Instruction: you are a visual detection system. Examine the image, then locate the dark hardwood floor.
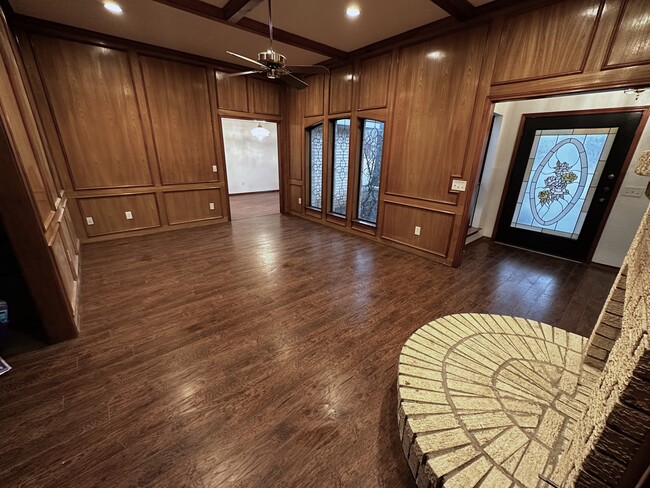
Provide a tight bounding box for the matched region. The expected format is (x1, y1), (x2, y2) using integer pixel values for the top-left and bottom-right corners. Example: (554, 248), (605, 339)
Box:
(0, 215), (617, 487)
(229, 191), (280, 220)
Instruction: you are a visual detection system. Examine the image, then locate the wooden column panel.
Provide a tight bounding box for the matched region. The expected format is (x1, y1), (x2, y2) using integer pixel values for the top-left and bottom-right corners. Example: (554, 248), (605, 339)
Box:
(605, 0), (650, 68)
(287, 88), (304, 180)
(78, 194), (161, 237)
(289, 184), (303, 213)
(304, 75), (325, 117)
(385, 26), (488, 204)
(381, 203), (455, 257)
(163, 189), (224, 224)
(30, 36), (153, 189)
(140, 56), (218, 184)
(358, 53), (392, 110)
(492, 0), (602, 84)
(216, 74), (249, 112)
(50, 231), (77, 313)
(329, 66), (354, 114)
(250, 78), (281, 115)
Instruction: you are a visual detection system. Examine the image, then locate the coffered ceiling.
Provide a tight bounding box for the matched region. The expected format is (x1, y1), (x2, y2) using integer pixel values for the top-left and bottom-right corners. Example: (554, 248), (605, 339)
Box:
(9, 0), (494, 67)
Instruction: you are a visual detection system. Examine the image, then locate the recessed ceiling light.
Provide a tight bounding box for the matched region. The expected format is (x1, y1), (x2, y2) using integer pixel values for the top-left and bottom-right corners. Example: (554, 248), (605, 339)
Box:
(346, 6), (360, 18)
(104, 1), (123, 14)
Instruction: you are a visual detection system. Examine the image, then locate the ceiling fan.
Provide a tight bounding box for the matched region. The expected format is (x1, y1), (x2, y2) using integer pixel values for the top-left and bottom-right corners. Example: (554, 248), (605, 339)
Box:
(223, 0), (329, 90)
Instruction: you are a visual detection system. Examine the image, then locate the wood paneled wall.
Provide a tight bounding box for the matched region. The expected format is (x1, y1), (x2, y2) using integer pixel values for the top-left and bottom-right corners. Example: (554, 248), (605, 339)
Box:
(15, 24), (282, 243)
(0, 9), (79, 342)
(283, 0), (650, 266)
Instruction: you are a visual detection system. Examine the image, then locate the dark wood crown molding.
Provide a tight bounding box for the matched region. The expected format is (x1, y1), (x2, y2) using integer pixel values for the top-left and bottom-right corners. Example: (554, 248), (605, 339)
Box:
(430, 0), (476, 21)
(152, 0), (347, 60)
(223, 0), (265, 23)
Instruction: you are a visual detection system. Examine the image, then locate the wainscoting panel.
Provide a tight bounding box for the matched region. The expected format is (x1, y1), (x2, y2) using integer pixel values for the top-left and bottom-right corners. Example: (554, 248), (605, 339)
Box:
(78, 194), (161, 237)
(163, 189), (224, 225)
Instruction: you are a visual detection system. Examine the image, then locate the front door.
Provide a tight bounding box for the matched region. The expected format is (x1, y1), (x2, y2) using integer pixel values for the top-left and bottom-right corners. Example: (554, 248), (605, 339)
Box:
(495, 110), (643, 261)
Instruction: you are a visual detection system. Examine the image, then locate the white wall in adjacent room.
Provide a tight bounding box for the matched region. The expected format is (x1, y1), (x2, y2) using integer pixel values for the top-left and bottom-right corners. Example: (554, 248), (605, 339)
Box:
(221, 118), (279, 194)
(471, 89), (650, 268)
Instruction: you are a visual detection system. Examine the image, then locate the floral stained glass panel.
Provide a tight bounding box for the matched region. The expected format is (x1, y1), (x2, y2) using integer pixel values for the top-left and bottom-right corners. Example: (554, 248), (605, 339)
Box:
(309, 124), (323, 210)
(331, 119), (351, 216)
(510, 128), (618, 240)
(357, 120), (385, 224)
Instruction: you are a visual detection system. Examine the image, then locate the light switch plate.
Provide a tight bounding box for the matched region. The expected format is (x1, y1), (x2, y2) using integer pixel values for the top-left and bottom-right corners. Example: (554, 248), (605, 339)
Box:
(209, 202), (215, 210)
(414, 226), (421, 236)
(125, 211), (133, 220)
(622, 186), (644, 198)
(298, 197), (302, 205)
(451, 179), (467, 192)
(86, 216), (94, 225)
(212, 165), (218, 173)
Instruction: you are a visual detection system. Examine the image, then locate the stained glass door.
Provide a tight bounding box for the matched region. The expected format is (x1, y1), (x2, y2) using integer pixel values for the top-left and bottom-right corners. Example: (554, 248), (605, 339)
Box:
(495, 110), (643, 261)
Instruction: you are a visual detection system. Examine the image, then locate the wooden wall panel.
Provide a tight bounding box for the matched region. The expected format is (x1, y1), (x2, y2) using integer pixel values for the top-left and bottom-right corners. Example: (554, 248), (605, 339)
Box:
(216, 74), (249, 112)
(289, 184), (302, 213)
(381, 203), (455, 257)
(79, 194), (161, 237)
(164, 189), (223, 224)
(140, 56), (218, 184)
(304, 75), (325, 117)
(329, 66), (354, 114)
(50, 231), (77, 312)
(492, 0), (602, 83)
(30, 36), (153, 189)
(358, 53), (392, 110)
(287, 88), (304, 180)
(385, 26), (488, 203)
(250, 78), (281, 115)
(605, 0), (650, 68)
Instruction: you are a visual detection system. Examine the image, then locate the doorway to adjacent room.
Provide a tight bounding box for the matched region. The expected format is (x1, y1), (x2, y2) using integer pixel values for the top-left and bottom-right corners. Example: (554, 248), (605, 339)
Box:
(220, 118), (280, 221)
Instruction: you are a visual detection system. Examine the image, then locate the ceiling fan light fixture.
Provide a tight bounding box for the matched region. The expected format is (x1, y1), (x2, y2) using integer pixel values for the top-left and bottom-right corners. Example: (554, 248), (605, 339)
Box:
(346, 6), (361, 17)
(103, 1), (123, 14)
(251, 123), (271, 141)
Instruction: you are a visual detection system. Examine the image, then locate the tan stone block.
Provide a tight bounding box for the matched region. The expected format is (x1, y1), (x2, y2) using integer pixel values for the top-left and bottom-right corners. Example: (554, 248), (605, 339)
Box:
(399, 364), (443, 382)
(515, 440), (549, 487)
(568, 332), (584, 352)
(399, 388), (447, 404)
(401, 347), (443, 368)
(479, 466), (513, 488)
(500, 398), (543, 415)
(536, 408), (566, 448)
(545, 342), (564, 366)
(400, 353), (443, 371)
(415, 428), (470, 456)
(452, 396), (502, 412)
(512, 413), (539, 428)
(402, 402), (453, 416)
(558, 370), (578, 395)
(463, 411), (512, 430)
(553, 327), (568, 349)
(472, 426), (507, 445)
(399, 375), (443, 392)
(445, 364), (491, 384)
(444, 456), (493, 488)
(502, 443), (527, 474)
(408, 413), (460, 433)
(484, 426), (529, 464)
(447, 379), (495, 397)
(426, 444), (480, 478)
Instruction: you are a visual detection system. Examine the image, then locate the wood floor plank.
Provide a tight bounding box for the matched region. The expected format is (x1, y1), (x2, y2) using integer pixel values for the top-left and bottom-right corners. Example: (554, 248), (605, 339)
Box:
(0, 215), (616, 487)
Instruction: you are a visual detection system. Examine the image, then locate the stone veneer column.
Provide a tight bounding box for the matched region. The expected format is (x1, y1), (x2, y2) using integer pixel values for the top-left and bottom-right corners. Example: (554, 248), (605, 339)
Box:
(554, 155), (650, 487)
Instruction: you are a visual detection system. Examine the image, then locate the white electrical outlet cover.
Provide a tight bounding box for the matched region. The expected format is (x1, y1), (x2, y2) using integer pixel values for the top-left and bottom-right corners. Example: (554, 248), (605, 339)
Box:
(414, 226), (421, 236)
(212, 165), (218, 173)
(86, 217), (94, 225)
(451, 179), (467, 192)
(209, 202), (215, 210)
(298, 197), (302, 204)
(125, 211), (133, 220)
(622, 186), (644, 198)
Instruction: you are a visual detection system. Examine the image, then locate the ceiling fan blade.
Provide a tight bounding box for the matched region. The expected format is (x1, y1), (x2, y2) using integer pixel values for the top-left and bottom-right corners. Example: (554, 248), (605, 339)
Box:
(220, 70), (262, 78)
(281, 73), (309, 90)
(286, 65), (330, 75)
(226, 51), (267, 69)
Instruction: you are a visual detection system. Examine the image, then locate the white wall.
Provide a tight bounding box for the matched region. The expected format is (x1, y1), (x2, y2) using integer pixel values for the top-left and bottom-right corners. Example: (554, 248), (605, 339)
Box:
(472, 89), (650, 267)
(221, 118), (279, 194)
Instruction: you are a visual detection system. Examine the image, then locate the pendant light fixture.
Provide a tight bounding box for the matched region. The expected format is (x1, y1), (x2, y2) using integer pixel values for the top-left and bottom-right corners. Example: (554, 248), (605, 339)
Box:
(250, 122), (271, 141)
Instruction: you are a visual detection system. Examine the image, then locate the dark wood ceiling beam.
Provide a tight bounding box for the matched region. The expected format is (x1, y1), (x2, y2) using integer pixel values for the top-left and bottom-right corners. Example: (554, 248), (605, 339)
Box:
(223, 0), (265, 23)
(430, 0), (476, 21)
(152, 0), (347, 59)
